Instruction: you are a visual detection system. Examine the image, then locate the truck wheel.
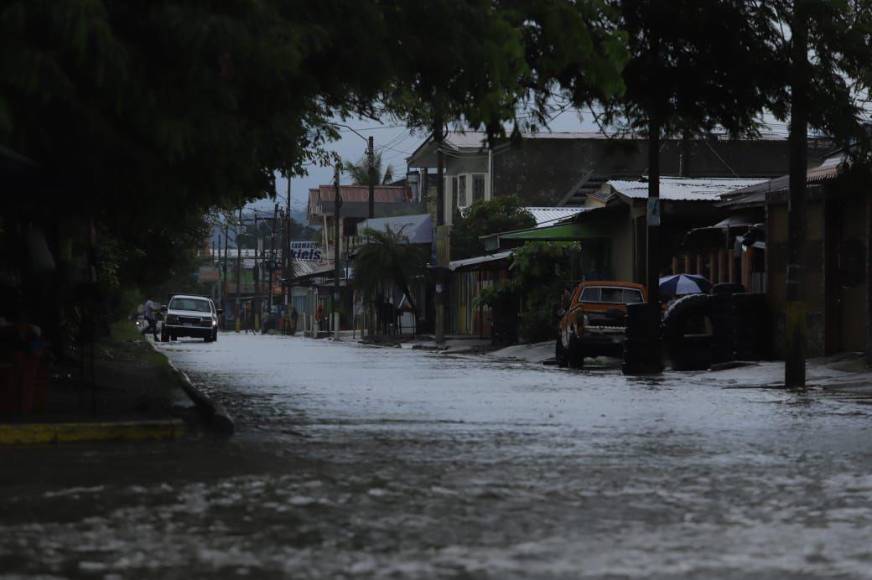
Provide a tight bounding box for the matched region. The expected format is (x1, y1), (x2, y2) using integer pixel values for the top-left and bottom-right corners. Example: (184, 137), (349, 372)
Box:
(160, 330), (169, 343)
(567, 335), (585, 369)
(556, 338), (567, 367)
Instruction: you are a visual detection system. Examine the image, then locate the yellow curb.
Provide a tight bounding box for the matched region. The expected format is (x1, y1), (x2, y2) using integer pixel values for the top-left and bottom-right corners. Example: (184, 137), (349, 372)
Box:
(0, 419), (187, 445)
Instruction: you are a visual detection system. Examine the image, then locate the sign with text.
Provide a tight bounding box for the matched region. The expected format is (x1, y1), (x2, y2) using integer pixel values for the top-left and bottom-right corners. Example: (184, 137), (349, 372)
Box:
(290, 241), (322, 261)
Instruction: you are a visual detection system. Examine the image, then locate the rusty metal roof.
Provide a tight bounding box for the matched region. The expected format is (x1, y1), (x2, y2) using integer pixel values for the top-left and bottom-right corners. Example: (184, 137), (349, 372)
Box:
(307, 185), (413, 219)
(309, 185), (410, 204)
(718, 154), (846, 208)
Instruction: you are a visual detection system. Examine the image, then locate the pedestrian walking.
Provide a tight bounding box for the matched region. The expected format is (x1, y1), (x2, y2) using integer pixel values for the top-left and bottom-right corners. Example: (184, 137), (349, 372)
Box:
(290, 306), (298, 336)
(143, 299), (160, 340)
(315, 303), (324, 335)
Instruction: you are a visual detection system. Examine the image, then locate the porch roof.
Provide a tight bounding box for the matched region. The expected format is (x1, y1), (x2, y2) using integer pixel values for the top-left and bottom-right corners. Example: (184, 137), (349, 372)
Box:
(719, 154), (846, 208)
(498, 222), (589, 241)
(358, 213), (433, 244)
(481, 205), (621, 251)
(449, 250), (513, 272)
(606, 177), (768, 202)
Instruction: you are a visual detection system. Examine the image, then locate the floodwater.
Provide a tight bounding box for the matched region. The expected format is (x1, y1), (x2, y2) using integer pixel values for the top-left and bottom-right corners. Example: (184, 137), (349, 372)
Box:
(3, 333), (872, 579)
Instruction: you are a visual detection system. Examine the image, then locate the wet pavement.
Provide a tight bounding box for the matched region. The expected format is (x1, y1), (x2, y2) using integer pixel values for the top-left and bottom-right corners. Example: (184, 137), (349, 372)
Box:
(3, 333), (872, 578)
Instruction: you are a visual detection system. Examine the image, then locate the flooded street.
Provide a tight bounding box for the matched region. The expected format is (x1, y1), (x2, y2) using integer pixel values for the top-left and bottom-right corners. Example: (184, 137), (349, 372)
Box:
(4, 333), (872, 578)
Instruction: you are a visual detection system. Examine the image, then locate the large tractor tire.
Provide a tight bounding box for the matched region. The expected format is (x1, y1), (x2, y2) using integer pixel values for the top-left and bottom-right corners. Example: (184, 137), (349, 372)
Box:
(566, 334), (585, 369)
(555, 337), (568, 368)
(663, 294), (713, 371)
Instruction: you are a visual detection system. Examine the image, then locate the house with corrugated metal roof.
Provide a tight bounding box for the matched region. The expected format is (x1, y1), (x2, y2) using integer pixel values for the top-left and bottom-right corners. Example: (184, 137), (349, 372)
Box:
(721, 154), (872, 358)
(484, 177), (765, 286)
(307, 184), (418, 261)
(446, 207), (582, 337)
(406, 130), (832, 226)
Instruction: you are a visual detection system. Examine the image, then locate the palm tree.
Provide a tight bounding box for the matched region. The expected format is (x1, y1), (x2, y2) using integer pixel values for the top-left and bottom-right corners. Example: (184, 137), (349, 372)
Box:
(342, 151), (395, 186)
(354, 225), (427, 336)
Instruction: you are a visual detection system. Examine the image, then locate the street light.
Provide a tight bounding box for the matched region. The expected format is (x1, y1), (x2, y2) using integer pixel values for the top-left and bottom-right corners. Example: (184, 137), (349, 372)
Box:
(332, 123), (376, 219)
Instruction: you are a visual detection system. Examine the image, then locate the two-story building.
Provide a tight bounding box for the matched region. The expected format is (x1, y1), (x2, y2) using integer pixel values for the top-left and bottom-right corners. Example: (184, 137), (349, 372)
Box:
(406, 131), (833, 224)
(307, 184), (417, 260)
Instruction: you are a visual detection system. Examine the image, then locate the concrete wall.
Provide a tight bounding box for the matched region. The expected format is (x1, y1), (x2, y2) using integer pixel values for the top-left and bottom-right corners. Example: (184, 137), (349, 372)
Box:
(768, 201), (827, 357)
(576, 211), (634, 282)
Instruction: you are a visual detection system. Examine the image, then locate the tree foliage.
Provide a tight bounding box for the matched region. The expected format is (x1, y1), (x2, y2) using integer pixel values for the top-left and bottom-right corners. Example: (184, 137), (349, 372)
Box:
(1, 1), (628, 218)
(381, 0), (627, 138)
(603, 0), (781, 136)
(353, 226), (429, 315)
(0, 0), (629, 301)
(768, 0), (872, 156)
(603, 0), (872, 149)
(342, 152), (394, 186)
(480, 241), (580, 343)
(450, 196), (536, 260)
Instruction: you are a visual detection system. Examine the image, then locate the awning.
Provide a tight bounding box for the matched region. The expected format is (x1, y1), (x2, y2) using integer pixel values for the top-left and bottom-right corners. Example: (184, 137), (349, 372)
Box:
(682, 216), (763, 250)
(499, 222), (588, 241)
(449, 250), (513, 271)
(292, 261), (336, 280)
(482, 222), (591, 251)
(358, 213), (432, 244)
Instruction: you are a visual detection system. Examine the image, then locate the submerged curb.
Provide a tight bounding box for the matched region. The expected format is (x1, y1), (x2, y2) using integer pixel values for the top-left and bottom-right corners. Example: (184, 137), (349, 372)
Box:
(0, 419), (185, 445)
(158, 348), (235, 436)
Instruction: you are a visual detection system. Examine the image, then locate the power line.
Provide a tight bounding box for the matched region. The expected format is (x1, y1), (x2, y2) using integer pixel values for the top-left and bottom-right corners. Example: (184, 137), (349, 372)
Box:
(338, 124), (404, 132)
(376, 133), (414, 154)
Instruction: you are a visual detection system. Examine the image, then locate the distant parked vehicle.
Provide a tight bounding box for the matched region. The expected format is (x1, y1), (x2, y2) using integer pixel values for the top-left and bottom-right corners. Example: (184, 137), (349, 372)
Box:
(160, 295), (221, 343)
(557, 281), (647, 369)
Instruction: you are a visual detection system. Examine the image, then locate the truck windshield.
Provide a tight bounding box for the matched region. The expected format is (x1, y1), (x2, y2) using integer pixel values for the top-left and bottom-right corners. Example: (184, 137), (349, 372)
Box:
(169, 298), (212, 313)
(581, 287), (643, 304)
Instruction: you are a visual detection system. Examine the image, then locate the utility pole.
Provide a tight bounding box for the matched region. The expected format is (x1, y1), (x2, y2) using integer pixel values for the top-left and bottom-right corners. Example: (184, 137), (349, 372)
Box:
(269, 203), (277, 313)
(285, 175), (292, 308)
(333, 163), (343, 340)
(236, 207), (242, 333)
(368, 135), (376, 219)
(222, 217), (229, 329)
(212, 238), (217, 301)
(254, 214), (260, 332)
(785, 1), (809, 388)
(434, 128), (446, 345)
(647, 117), (661, 308)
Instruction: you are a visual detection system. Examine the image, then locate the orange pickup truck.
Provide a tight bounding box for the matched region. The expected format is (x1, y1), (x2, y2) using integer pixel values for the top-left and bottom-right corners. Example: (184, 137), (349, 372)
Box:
(556, 281), (647, 368)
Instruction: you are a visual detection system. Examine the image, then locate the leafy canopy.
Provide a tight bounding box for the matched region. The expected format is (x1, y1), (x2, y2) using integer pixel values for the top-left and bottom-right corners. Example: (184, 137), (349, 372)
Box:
(382, 0), (627, 138)
(450, 196), (536, 260)
(604, 0), (872, 151)
(342, 152), (395, 186)
(353, 226), (429, 313)
(1, 1), (628, 219)
(0, 0), (628, 295)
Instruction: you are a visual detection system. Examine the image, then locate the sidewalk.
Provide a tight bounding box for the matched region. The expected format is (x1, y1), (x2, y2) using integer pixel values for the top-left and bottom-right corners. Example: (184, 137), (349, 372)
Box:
(702, 352), (872, 392)
(0, 321), (202, 444)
